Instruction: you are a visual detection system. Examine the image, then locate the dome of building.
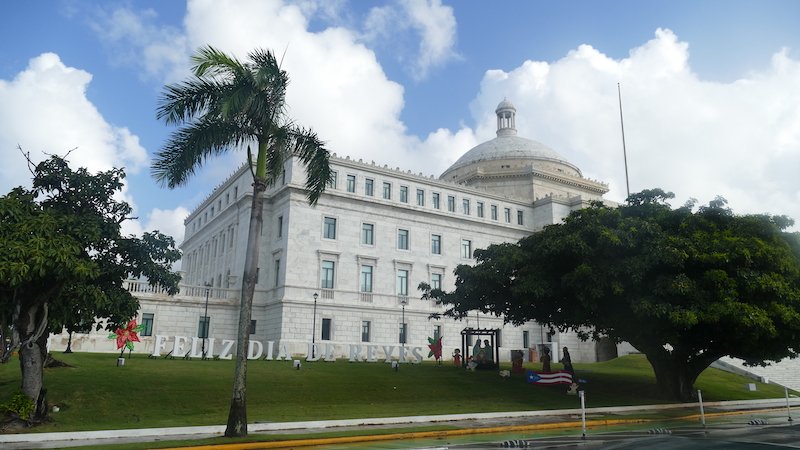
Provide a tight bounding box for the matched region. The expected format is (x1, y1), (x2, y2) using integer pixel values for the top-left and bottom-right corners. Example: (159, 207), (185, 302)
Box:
(441, 99), (581, 178)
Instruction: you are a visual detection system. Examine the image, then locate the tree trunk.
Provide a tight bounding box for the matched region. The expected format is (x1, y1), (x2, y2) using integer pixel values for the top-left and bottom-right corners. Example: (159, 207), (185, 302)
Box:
(64, 332), (73, 353)
(19, 323), (50, 420)
(224, 179), (266, 438)
(646, 352), (702, 402)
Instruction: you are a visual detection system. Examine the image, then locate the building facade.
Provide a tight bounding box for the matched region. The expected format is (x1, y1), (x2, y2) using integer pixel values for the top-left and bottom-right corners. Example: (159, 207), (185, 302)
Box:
(50, 100), (631, 364)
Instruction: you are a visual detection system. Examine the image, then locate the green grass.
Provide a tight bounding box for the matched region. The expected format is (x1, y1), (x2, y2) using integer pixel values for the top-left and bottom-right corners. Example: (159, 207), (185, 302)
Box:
(0, 352), (789, 433)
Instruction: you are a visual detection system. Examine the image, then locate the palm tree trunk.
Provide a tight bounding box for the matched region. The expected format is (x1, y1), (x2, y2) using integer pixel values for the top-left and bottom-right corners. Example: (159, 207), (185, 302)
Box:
(224, 179), (266, 438)
(64, 331), (73, 353)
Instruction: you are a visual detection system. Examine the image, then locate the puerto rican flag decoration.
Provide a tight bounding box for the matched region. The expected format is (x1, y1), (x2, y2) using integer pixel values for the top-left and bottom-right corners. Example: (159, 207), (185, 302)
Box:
(526, 370), (573, 385)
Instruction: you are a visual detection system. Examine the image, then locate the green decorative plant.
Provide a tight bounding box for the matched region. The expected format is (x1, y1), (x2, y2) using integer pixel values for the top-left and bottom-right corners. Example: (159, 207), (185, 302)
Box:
(1, 391), (35, 421)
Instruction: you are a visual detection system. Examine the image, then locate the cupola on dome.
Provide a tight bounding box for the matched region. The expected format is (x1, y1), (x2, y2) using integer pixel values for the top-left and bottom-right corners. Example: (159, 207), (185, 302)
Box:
(441, 99), (581, 179)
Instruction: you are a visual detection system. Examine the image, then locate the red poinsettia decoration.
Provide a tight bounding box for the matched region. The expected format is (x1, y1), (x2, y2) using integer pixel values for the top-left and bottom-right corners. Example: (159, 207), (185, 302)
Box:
(108, 320), (144, 356)
(427, 335), (443, 362)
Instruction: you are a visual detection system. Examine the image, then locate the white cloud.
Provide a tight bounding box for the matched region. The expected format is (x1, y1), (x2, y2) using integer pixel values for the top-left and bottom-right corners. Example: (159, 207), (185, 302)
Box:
(146, 207), (191, 244)
(468, 28), (800, 226)
(363, 0), (459, 80)
(403, 0), (459, 79)
(89, 6), (190, 82)
(0, 53), (148, 192)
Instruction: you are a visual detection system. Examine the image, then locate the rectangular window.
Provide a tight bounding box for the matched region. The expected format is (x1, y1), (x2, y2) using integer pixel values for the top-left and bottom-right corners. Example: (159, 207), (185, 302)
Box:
(461, 239), (472, 259)
(416, 189), (425, 206)
(447, 195), (455, 212)
(462, 199), (470, 215)
(327, 170), (337, 189)
(491, 205), (498, 220)
(274, 259), (281, 287)
(234, 186), (238, 198)
(347, 174), (356, 193)
(198, 316), (210, 339)
(398, 229), (409, 250)
(400, 186), (408, 203)
(432, 192), (440, 209)
(362, 223), (374, 245)
(321, 260), (335, 289)
(365, 178), (374, 196)
(360, 265), (373, 292)
(361, 321), (371, 342)
(433, 325), (442, 340)
(399, 322), (407, 344)
(517, 210), (524, 225)
(397, 269), (409, 296)
(523, 330), (530, 348)
(383, 182), (392, 199)
(431, 273), (442, 290)
(141, 313), (154, 336)
(282, 170), (286, 185)
(323, 217), (337, 239)
(504, 207), (511, 223)
(321, 318), (332, 340)
(477, 202), (484, 218)
(277, 216), (283, 238)
(431, 234), (441, 255)
(250, 320), (257, 335)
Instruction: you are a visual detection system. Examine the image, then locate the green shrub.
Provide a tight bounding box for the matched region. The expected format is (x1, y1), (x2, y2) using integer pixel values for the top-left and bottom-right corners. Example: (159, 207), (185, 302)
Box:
(1, 392), (34, 421)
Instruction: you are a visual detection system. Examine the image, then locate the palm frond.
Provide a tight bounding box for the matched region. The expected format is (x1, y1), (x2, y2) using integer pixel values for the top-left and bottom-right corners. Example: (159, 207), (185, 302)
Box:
(156, 78), (223, 124)
(151, 119), (253, 188)
(287, 127), (331, 205)
(191, 45), (246, 79)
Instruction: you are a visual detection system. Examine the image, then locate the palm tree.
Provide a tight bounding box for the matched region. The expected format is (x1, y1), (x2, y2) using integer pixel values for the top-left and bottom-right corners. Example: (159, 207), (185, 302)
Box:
(153, 45), (331, 437)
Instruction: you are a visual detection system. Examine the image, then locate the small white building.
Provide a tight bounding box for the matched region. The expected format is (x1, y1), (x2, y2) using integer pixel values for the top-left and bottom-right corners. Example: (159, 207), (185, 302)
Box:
(51, 100), (631, 364)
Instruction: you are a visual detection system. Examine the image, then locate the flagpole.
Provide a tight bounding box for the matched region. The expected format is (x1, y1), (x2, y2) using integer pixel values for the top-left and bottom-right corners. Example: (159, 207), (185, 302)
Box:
(618, 83), (631, 199)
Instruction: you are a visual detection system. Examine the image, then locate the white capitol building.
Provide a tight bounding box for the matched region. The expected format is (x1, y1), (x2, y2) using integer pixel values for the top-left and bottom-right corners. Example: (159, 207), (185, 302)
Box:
(52, 100), (636, 364)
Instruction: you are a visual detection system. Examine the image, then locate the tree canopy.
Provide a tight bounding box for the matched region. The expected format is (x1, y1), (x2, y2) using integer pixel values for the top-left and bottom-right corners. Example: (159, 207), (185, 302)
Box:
(425, 189), (800, 401)
(0, 155), (181, 420)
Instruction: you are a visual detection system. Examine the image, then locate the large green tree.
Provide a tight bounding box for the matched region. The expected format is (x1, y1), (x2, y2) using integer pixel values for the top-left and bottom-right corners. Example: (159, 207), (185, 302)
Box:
(425, 189), (800, 401)
(153, 46), (331, 437)
(0, 156), (181, 420)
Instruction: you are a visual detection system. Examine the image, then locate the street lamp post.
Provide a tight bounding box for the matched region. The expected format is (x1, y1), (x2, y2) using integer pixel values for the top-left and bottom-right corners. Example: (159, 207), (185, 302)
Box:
(399, 297), (409, 354)
(202, 283), (211, 358)
(312, 292), (318, 359)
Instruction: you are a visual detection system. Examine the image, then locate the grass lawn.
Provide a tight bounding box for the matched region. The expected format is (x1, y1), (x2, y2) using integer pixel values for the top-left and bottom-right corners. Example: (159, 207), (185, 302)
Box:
(0, 352), (789, 433)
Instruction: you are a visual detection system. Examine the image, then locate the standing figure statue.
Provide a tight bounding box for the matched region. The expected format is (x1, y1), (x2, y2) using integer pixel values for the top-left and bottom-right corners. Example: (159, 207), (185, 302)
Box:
(472, 339), (484, 363)
(540, 346), (552, 372)
(561, 346), (574, 375)
(483, 339), (493, 363)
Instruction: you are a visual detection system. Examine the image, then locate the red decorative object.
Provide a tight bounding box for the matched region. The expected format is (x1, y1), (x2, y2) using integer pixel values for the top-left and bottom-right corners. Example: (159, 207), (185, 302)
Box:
(108, 320), (144, 358)
(427, 336), (443, 363)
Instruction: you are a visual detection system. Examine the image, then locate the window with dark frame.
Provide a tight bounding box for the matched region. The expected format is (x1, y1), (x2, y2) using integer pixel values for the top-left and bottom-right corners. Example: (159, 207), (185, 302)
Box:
(321, 318), (332, 340)
(198, 316), (210, 339)
(141, 313), (154, 336)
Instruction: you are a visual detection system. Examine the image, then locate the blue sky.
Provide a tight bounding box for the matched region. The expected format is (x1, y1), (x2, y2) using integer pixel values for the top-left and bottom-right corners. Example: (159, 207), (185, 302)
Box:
(3, 0), (800, 242)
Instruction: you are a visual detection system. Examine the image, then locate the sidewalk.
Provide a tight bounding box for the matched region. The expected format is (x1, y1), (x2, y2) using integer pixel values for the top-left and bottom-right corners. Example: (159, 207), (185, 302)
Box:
(1, 398), (797, 449)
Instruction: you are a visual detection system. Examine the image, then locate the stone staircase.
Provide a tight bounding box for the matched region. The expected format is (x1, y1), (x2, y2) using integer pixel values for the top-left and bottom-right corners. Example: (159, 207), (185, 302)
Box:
(713, 356), (800, 392)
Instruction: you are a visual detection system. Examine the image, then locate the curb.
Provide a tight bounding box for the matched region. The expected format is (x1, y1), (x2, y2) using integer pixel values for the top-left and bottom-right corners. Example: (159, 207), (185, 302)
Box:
(1, 398), (797, 446)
